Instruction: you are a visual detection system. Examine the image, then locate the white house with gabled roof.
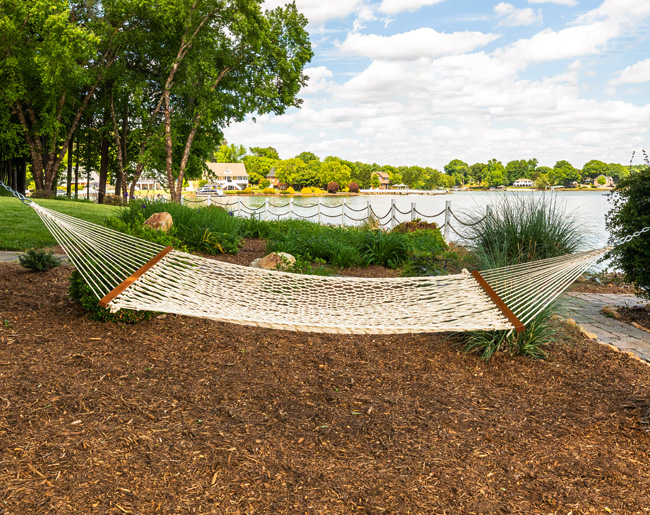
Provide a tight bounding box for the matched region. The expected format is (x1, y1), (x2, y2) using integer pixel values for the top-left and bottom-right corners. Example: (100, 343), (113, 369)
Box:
(205, 163), (249, 191)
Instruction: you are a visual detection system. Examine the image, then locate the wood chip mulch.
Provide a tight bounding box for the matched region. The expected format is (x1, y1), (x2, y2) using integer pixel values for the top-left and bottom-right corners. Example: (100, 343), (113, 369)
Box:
(619, 307), (650, 332)
(1, 263), (650, 514)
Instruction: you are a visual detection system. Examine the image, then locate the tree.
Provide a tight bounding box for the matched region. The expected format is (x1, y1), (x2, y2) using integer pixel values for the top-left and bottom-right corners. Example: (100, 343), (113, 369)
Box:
(597, 176), (606, 186)
(469, 163), (487, 184)
(318, 160), (351, 188)
(215, 143), (247, 163)
(242, 155), (277, 184)
(275, 157), (308, 186)
(582, 159), (608, 179)
(606, 164), (650, 300)
(505, 158), (537, 184)
(485, 159), (507, 187)
(125, 0), (313, 201)
(250, 146), (279, 160)
(1, 0), (126, 191)
(552, 160), (580, 186)
(444, 159), (469, 185)
(370, 173), (380, 189)
(296, 151), (319, 164)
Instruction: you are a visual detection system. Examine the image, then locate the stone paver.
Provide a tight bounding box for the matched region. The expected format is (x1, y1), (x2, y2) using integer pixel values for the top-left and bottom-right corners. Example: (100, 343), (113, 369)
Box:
(0, 250), (69, 264)
(560, 293), (650, 363)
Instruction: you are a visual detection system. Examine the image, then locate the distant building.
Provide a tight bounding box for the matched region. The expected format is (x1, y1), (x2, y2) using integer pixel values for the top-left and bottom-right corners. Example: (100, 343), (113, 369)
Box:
(593, 175), (615, 188)
(266, 167), (279, 188)
(371, 171), (390, 190)
(513, 178), (534, 187)
(205, 163), (249, 191)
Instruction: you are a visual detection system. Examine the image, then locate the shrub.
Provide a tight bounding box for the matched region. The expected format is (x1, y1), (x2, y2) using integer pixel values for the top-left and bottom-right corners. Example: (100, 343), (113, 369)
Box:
(259, 179), (271, 189)
(327, 181), (339, 194)
(69, 270), (154, 323)
(103, 194), (126, 205)
(262, 187), (276, 195)
(606, 159), (650, 300)
(285, 186), (295, 194)
(242, 187), (252, 194)
(19, 249), (62, 272)
(358, 230), (409, 268)
(301, 187), (312, 194)
(348, 182), (360, 193)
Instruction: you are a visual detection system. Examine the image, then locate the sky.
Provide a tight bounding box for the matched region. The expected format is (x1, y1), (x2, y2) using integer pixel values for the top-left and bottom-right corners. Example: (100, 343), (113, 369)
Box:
(224, 0), (650, 170)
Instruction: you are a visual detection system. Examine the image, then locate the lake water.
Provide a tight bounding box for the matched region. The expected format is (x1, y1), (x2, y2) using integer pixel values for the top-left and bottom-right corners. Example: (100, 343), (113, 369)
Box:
(211, 190), (614, 249)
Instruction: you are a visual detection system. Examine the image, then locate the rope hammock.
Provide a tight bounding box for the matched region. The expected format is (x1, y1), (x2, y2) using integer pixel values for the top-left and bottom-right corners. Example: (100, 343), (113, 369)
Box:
(26, 201), (612, 335)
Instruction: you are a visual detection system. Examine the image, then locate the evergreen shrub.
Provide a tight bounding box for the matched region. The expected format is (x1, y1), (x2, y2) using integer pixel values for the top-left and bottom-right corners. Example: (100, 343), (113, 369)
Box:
(19, 249), (61, 272)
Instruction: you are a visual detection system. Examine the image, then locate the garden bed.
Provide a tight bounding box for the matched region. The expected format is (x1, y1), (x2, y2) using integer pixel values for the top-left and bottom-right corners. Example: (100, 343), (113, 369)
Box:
(1, 263), (650, 513)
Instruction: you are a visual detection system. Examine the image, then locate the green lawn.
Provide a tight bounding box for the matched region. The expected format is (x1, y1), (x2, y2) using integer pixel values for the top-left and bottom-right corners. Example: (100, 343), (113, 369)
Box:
(0, 197), (120, 251)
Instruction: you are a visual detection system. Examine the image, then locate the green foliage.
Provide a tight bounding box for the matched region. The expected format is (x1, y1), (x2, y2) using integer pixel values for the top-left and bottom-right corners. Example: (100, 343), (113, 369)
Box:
(116, 201), (242, 255)
(68, 270), (154, 324)
(359, 230), (409, 267)
(262, 187), (276, 195)
(282, 257), (335, 276)
(18, 249), (61, 272)
(464, 194), (585, 269)
(259, 179), (271, 189)
(464, 304), (556, 361)
(606, 161), (650, 300)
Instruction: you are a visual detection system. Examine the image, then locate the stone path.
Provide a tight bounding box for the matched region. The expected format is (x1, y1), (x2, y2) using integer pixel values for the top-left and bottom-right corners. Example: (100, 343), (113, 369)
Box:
(560, 293), (650, 363)
(0, 251), (69, 265)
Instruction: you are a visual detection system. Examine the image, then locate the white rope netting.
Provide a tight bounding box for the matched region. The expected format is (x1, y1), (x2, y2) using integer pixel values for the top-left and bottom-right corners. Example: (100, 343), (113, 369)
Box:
(30, 203), (609, 335)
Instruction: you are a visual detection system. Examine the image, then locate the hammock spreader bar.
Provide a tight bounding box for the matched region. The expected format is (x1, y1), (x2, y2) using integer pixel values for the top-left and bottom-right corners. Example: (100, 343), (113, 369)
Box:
(98, 246), (173, 308)
(470, 270), (525, 333)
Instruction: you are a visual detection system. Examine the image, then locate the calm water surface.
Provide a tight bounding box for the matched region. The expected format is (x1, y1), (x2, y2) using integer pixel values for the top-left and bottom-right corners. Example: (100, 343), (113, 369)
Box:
(218, 190), (614, 249)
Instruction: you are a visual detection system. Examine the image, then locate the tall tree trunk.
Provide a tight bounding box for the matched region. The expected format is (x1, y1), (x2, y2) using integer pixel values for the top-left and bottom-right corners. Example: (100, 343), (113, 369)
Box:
(17, 158), (26, 195)
(66, 132), (73, 197)
(98, 134), (109, 204)
(74, 146), (79, 199)
(163, 89), (178, 202)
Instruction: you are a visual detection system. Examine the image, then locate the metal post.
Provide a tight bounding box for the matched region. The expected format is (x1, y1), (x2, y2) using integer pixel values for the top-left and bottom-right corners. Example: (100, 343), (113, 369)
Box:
(411, 202), (416, 222)
(264, 198), (269, 221)
(390, 199), (396, 230)
(318, 198), (321, 224)
(444, 200), (451, 241)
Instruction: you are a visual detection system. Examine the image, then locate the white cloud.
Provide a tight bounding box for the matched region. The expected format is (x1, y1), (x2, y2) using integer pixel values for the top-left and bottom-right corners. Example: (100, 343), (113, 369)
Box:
(577, 0), (650, 25)
(302, 66), (336, 95)
(495, 2), (542, 27)
(608, 58), (650, 88)
(353, 6), (376, 32)
(339, 28), (500, 60)
(262, 0), (364, 25)
(378, 0), (446, 16)
(496, 21), (619, 65)
(527, 0), (577, 5)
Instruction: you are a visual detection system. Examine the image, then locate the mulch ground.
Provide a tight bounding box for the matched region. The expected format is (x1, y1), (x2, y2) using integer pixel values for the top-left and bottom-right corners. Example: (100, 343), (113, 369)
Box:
(2, 260), (650, 514)
(619, 307), (650, 332)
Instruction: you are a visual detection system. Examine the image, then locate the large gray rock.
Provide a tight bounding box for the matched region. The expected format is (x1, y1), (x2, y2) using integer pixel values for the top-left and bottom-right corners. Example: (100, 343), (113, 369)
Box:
(251, 252), (296, 270)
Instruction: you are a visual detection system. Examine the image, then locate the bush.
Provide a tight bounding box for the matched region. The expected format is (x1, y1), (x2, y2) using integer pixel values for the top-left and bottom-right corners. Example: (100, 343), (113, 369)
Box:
(327, 181), (339, 194)
(285, 186), (295, 194)
(606, 160), (650, 300)
(103, 194), (127, 205)
(301, 187), (312, 194)
(259, 179), (271, 189)
(348, 182), (360, 193)
(116, 201), (242, 254)
(242, 187), (252, 194)
(358, 230), (409, 268)
(19, 249), (62, 272)
(69, 270), (154, 323)
(262, 187), (276, 195)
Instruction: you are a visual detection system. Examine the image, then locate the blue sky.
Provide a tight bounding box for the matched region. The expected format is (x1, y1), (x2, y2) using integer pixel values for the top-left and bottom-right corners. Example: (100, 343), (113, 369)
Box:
(224, 0), (650, 170)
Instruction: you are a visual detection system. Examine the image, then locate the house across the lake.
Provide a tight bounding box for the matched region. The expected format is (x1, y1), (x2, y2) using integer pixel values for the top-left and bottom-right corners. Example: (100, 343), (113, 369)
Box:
(371, 171), (390, 190)
(205, 163), (249, 191)
(512, 178), (534, 187)
(266, 167), (279, 188)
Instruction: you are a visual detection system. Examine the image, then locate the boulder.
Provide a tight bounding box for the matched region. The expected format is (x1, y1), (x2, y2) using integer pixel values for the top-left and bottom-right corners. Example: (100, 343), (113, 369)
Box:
(144, 212), (173, 232)
(251, 252), (296, 270)
(601, 305), (622, 320)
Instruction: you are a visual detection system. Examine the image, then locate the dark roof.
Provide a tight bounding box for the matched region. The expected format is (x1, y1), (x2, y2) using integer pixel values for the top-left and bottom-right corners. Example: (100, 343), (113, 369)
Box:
(266, 167), (276, 178)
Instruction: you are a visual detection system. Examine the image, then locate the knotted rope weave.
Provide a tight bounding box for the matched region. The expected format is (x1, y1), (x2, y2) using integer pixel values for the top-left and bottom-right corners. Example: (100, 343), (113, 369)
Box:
(30, 202), (610, 335)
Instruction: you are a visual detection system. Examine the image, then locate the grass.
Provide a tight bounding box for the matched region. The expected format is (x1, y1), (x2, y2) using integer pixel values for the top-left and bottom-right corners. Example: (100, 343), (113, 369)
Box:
(0, 197), (120, 251)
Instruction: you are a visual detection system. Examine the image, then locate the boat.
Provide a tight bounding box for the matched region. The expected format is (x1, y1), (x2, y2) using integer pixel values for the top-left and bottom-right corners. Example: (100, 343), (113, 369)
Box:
(195, 185), (224, 196)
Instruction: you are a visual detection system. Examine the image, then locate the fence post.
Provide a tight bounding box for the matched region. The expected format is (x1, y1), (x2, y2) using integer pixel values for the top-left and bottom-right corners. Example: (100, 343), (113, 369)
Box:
(180, 195), (184, 205)
(444, 200), (451, 241)
(318, 198), (321, 224)
(207, 195), (211, 207)
(486, 205), (493, 218)
(390, 199), (396, 230)
(289, 197), (294, 219)
(237, 197), (242, 216)
(366, 200), (371, 222)
(411, 202), (416, 222)
(264, 198), (269, 221)
(341, 199), (346, 227)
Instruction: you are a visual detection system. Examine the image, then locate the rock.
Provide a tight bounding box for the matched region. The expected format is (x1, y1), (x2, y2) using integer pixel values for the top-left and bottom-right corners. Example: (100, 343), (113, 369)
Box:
(144, 212), (173, 232)
(580, 328), (599, 341)
(601, 305), (622, 320)
(564, 318), (577, 327)
(251, 252), (296, 270)
(632, 322), (650, 334)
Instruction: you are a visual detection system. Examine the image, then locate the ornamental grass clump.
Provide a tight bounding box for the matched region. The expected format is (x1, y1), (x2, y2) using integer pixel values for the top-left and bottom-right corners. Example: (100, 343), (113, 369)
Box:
(462, 193), (588, 360)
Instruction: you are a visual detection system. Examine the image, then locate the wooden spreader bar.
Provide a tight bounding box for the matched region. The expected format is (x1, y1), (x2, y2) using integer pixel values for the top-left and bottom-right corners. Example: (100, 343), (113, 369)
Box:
(98, 246), (174, 308)
(470, 270), (525, 333)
